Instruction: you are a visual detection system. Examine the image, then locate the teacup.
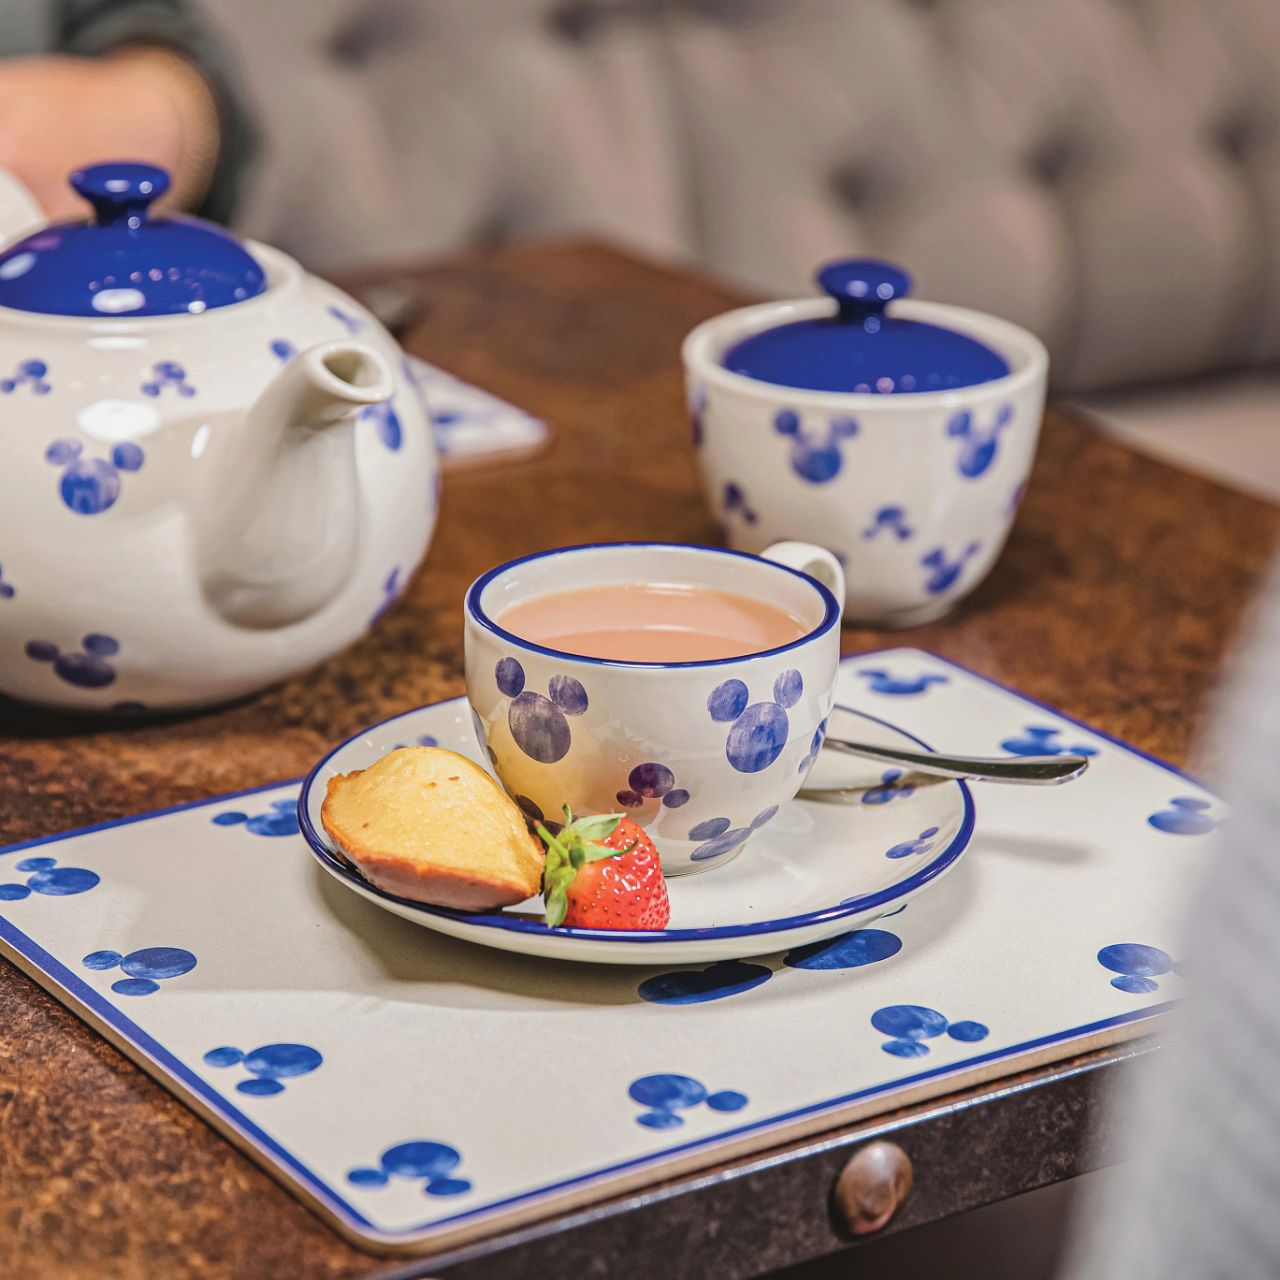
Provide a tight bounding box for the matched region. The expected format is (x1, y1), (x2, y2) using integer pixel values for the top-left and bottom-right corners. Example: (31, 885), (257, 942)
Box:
(464, 541), (843, 876)
(682, 262), (1049, 627)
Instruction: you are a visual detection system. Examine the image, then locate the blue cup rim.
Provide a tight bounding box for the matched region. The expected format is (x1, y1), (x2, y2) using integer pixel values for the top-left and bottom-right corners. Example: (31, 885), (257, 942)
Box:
(464, 541), (841, 670)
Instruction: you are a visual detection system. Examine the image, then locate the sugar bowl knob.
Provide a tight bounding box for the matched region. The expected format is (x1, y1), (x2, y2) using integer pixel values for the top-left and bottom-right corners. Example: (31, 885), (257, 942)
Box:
(833, 1140), (913, 1235)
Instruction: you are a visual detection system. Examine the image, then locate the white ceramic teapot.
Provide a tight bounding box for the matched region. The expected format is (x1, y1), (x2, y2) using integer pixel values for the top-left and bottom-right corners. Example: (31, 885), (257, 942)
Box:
(0, 163), (439, 712)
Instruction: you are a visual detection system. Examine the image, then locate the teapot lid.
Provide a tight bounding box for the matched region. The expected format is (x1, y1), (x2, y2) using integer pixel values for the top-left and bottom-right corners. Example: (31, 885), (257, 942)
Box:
(722, 260), (1010, 393)
(0, 162), (266, 317)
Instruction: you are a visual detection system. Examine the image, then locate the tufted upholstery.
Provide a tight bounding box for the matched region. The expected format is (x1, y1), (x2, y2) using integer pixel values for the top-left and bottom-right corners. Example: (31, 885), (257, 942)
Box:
(206, 0), (1280, 392)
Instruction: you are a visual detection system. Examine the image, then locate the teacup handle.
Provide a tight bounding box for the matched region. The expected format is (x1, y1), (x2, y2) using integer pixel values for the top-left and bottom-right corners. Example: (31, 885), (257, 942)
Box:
(762, 541), (845, 615)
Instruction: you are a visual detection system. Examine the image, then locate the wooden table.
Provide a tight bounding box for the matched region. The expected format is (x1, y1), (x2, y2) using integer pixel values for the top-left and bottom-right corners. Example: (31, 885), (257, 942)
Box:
(1, 243), (1276, 1280)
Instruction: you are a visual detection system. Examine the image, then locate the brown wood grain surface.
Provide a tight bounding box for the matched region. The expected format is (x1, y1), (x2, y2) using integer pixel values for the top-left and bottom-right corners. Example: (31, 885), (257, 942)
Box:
(0, 242), (1276, 1279)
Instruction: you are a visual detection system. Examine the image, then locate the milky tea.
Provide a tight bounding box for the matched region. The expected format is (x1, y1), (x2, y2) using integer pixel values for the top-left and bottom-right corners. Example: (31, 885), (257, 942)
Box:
(496, 582), (808, 663)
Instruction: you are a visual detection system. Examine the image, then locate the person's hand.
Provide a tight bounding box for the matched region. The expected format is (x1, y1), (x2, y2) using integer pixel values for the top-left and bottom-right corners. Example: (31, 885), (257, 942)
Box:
(0, 51), (204, 219)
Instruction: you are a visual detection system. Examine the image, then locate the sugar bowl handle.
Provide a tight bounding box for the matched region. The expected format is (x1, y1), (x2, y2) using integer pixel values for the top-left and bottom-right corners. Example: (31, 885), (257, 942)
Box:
(833, 1140), (913, 1236)
(762, 541), (845, 615)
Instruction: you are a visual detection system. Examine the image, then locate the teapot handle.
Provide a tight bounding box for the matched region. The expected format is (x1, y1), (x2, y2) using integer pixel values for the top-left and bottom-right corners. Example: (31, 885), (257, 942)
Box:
(0, 169), (43, 247)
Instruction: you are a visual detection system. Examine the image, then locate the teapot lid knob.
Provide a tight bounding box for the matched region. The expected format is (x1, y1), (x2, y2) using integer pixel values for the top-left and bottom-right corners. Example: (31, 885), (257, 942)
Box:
(71, 162), (171, 230)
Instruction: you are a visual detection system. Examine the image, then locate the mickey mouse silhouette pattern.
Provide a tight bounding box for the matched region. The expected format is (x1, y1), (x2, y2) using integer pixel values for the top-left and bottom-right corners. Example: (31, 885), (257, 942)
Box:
(347, 1141), (471, 1196)
(796, 717), (828, 774)
(1148, 797), (1216, 835)
(204, 1043), (323, 1096)
(629, 1074), (747, 1129)
(389, 734), (440, 751)
(361, 401), (403, 452)
(885, 827), (939, 859)
(1097, 943), (1174, 994)
(1, 358), (50, 394)
(921, 543), (979, 595)
(856, 669), (948, 696)
(686, 805), (779, 862)
(689, 383), (707, 448)
(25, 632), (119, 687)
(513, 793), (564, 834)
(212, 798), (300, 837)
(708, 670), (802, 773)
(328, 304), (363, 334)
(862, 769), (915, 805)
(0, 855), (99, 900)
(370, 566), (403, 627)
(615, 762), (691, 811)
(862, 506), (912, 541)
(871, 1005), (989, 1057)
(496, 659), (589, 764)
(140, 361), (196, 397)
(946, 403), (1013, 478)
(773, 409), (858, 483)
(722, 482), (757, 524)
(783, 928), (903, 970)
(638, 959), (773, 1004)
(45, 438), (144, 515)
(1000, 726), (1098, 758)
(637, 928), (904, 1002)
(83, 946), (196, 996)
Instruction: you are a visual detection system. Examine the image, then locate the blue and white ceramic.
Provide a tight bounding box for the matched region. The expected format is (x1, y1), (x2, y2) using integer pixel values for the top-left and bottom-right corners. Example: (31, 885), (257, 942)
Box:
(683, 260), (1049, 627)
(298, 700), (974, 963)
(463, 541), (845, 876)
(0, 649), (1210, 1251)
(0, 163), (439, 710)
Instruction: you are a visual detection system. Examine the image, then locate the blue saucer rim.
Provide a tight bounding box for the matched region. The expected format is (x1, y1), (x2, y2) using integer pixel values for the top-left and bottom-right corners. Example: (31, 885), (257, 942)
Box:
(297, 699), (975, 945)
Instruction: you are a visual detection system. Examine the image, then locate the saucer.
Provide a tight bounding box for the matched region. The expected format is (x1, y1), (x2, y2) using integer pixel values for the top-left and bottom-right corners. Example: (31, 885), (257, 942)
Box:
(298, 701), (974, 964)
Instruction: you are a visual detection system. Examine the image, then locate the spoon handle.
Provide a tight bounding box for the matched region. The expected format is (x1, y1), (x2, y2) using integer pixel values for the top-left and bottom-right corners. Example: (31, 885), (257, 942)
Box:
(820, 736), (1090, 785)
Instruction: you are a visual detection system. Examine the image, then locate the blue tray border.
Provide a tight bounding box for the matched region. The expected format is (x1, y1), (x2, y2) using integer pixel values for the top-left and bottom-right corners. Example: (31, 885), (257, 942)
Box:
(0, 650), (1202, 1245)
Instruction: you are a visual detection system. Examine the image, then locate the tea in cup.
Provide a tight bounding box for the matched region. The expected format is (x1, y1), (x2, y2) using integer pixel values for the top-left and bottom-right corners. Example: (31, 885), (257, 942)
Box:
(464, 541), (843, 875)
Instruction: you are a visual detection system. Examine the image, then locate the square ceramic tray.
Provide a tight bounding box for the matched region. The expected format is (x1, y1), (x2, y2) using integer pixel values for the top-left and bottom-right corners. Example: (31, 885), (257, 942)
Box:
(0, 650), (1215, 1255)
(411, 355), (548, 467)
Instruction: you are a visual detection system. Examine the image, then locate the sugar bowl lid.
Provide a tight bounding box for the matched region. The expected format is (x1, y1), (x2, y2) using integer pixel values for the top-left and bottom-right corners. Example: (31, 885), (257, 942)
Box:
(0, 162), (267, 317)
(722, 260), (1010, 394)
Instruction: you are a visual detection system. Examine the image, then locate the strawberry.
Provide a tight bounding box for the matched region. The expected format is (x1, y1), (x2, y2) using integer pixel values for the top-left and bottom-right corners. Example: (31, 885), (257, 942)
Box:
(538, 808), (671, 930)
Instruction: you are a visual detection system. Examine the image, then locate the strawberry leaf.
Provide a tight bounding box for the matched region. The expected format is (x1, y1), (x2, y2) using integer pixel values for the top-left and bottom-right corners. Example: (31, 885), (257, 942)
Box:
(538, 811), (635, 927)
(572, 814), (623, 842)
(545, 884), (568, 928)
(583, 839), (632, 863)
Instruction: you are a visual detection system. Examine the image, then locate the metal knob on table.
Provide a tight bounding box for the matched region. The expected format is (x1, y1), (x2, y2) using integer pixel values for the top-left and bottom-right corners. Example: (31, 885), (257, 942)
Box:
(833, 1140), (914, 1236)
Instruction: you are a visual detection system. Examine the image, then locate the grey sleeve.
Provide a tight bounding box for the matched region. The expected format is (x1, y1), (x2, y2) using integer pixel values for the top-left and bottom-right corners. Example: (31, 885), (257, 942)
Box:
(1060, 571), (1280, 1280)
(53, 0), (256, 225)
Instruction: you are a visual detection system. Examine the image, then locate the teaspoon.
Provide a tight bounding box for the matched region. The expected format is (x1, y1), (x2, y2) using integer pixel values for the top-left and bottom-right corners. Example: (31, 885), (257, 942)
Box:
(817, 736), (1089, 785)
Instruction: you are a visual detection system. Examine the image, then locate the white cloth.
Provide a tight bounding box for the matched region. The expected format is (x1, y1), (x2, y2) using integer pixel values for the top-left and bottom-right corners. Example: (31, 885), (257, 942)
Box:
(1062, 570), (1280, 1279)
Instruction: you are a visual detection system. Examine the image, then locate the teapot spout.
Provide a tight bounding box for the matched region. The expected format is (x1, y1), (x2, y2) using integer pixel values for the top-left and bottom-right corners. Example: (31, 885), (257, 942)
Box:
(198, 340), (393, 629)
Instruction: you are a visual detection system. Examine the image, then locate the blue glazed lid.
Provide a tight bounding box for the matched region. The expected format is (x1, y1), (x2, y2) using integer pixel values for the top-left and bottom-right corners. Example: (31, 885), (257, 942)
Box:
(0, 162), (266, 317)
(722, 260), (1010, 394)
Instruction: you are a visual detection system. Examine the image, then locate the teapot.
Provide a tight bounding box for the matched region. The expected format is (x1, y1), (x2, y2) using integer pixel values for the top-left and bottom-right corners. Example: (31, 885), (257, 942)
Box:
(0, 163), (439, 712)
